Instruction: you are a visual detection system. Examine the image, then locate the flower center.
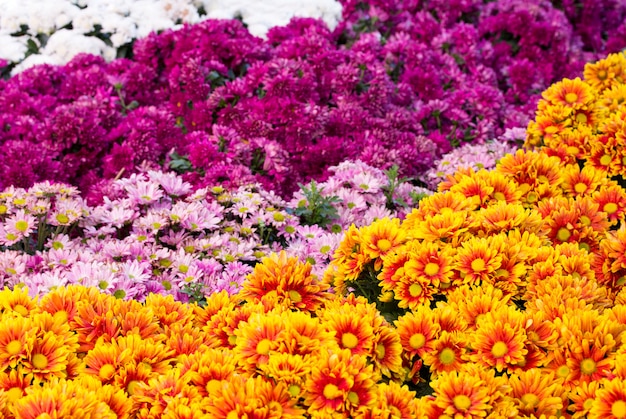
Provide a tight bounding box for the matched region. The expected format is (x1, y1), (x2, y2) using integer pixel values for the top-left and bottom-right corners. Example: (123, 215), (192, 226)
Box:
(32, 353), (48, 370)
(56, 214), (70, 224)
(598, 70), (607, 80)
(377, 239), (392, 253)
(600, 154), (613, 166)
(574, 182), (587, 194)
(576, 112), (588, 124)
(521, 393), (540, 408)
(409, 283), (423, 297)
(288, 290), (302, 303)
(579, 215), (591, 226)
(580, 358), (597, 375)
(612, 400), (626, 418)
(341, 332), (359, 349)
(556, 227), (571, 242)
(256, 339), (272, 355)
(471, 258), (485, 272)
(565, 92), (578, 103)
(13, 304), (28, 316)
(453, 394), (472, 411)
(15, 221), (28, 232)
(288, 384), (301, 397)
(375, 343), (385, 359)
(409, 333), (426, 350)
(439, 348), (456, 365)
(347, 391), (360, 405)
(99, 363), (116, 381)
(424, 262), (440, 276)
(491, 341), (508, 358)
(604, 202), (618, 214)
(5, 340), (21, 356)
(323, 383), (341, 400)
(556, 364), (569, 379)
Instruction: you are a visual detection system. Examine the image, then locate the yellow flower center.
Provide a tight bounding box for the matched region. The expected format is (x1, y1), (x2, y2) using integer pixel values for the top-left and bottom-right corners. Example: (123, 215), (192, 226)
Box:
(206, 379), (221, 394)
(15, 220), (28, 232)
(273, 212), (285, 222)
(576, 112), (588, 124)
(598, 70), (607, 80)
(323, 383), (341, 400)
(409, 283), (423, 297)
(377, 239), (392, 253)
(256, 339), (272, 355)
(493, 191), (506, 201)
(288, 290), (302, 303)
(566, 146), (580, 155)
(409, 333), (426, 350)
(347, 391), (360, 405)
(491, 341), (508, 358)
(579, 215), (591, 226)
(56, 214), (70, 224)
(612, 400), (626, 418)
(424, 262), (440, 276)
(600, 154), (613, 166)
(5, 340), (22, 356)
(583, 398), (594, 410)
(565, 92), (579, 103)
(580, 358), (597, 375)
(6, 387), (22, 403)
(453, 394), (472, 411)
(13, 304), (28, 316)
(574, 182), (587, 194)
(439, 348), (456, 365)
(375, 343), (386, 359)
(521, 393), (540, 408)
(604, 202), (619, 214)
(99, 363), (116, 381)
(32, 353), (48, 370)
(556, 227), (571, 242)
(471, 258), (486, 272)
(341, 332), (359, 349)
(288, 384), (301, 397)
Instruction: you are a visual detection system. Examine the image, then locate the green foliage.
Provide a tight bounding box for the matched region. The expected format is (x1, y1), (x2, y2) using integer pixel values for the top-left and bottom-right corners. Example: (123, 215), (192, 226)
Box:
(290, 181), (340, 227)
(168, 151), (194, 174)
(180, 282), (208, 307)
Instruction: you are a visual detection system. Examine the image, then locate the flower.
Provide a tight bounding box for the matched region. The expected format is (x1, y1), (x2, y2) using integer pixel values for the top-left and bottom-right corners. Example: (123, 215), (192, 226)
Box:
(508, 369), (564, 418)
(430, 370), (491, 418)
(468, 316), (528, 373)
(589, 378), (626, 419)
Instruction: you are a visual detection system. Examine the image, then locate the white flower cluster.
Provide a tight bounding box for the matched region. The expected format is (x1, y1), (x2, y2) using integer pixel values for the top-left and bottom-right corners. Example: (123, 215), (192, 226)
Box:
(0, 0), (342, 75)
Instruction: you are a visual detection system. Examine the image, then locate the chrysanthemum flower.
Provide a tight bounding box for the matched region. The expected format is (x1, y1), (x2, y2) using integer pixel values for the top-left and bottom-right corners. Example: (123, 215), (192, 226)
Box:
(508, 369), (564, 418)
(525, 104), (573, 147)
(568, 380), (601, 419)
(430, 370), (491, 418)
(468, 318), (528, 373)
(0, 368), (31, 406)
(455, 236), (503, 286)
(444, 283), (510, 330)
(361, 218), (406, 267)
(543, 77), (596, 109)
(447, 171), (494, 209)
(394, 309), (441, 359)
(281, 310), (337, 358)
(0, 315), (34, 369)
(422, 331), (468, 376)
(584, 52), (626, 91)
(402, 241), (455, 289)
(404, 191), (474, 227)
(566, 338), (615, 385)
(0, 286), (37, 318)
(433, 304), (469, 334)
(367, 381), (418, 419)
(588, 378), (626, 419)
(561, 163), (609, 197)
(370, 324), (403, 379)
(393, 274), (435, 310)
(322, 306), (375, 357)
(242, 251), (331, 311)
(164, 321), (211, 358)
(83, 338), (134, 384)
(71, 289), (122, 352)
(233, 310), (286, 372)
(144, 292), (195, 329)
(303, 349), (376, 415)
(409, 210), (472, 245)
(133, 368), (199, 418)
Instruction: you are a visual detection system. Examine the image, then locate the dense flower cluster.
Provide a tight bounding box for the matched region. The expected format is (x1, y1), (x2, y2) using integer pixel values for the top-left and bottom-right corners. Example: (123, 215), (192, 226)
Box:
(526, 50), (626, 183)
(0, 161), (428, 303)
(325, 148), (626, 416)
(3, 0), (626, 198)
(0, 0), (342, 74)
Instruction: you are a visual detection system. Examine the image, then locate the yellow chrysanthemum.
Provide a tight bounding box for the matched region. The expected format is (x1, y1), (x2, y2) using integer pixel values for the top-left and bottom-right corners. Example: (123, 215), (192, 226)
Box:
(454, 236), (503, 286)
(430, 370), (492, 418)
(468, 316), (528, 373)
(588, 377), (626, 419)
(508, 369), (564, 418)
(421, 331), (468, 376)
(394, 309), (441, 359)
(361, 217), (406, 266)
(232, 310), (287, 372)
(542, 77), (595, 109)
(584, 51), (626, 91)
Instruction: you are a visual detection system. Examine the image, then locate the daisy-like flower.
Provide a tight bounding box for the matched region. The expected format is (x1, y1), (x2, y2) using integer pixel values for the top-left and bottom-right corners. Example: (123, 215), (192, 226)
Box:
(281, 310), (337, 358)
(371, 325), (403, 379)
(394, 309), (441, 359)
(468, 317), (528, 373)
(364, 381), (418, 419)
(0, 286), (37, 317)
(0, 209), (37, 245)
(21, 331), (70, 384)
(589, 378), (626, 419)
(322, 305), (376, 357)
(430, 370), (491, 418)
(360, 217), (406, 266)
(542, 77), (596, 109)
(402, 240), (456, 289)
(303, 348), (376, 415)
(232, 310), (286, 372)
(240, 251), (331, 311)
(82, 338), (134, 384)
(568, 380), (601, 419)
(124, 179), (165, 206)
(566, 338), (616, 385)
(455, 236), (503, 286)
(257, 352), (312, 398)
(422, 330), (468, 376)
(584, 52), (626, 91)
(0, 315), (34, 369)
(444, 283), (510, 330)
(508, 369), (564, 418)
(592, 184), (626, 226)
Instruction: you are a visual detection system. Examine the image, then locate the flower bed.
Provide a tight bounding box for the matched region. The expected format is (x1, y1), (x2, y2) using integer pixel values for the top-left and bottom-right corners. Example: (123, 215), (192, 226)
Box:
(3, 0), (626, 198)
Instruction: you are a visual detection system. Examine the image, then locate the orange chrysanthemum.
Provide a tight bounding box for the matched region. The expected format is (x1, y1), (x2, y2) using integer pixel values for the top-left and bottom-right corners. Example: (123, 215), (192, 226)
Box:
(444, 283), (510, 330)
(402, 241), (455, 289)
(455, 237), (502, 286)
(468, 319), (528, 373)
(258, 352), (312, 398)
(370, 325), (403, 379)
(0, 314), (34, 369)
(322, 306), (375, 357)
(508, 369), (564, 418)
(568, 380), (601, 419)
(361, 217), (406, 266)
(421, 331), (468, 376)
(232, 310), (286, 372)
(566, 338), (615, 385)
(592, 184), (626, 226)
(542, 77), (595, 109)
(83, 338), (134, 385)
(0, 286), (37, 318)
(394, 309), (441, 359)
(588, 377), (626, 419)
(430, 370), (491, 418)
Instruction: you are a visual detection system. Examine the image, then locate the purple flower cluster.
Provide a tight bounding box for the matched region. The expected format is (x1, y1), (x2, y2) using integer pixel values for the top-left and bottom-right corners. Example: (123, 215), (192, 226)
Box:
(1, 1), (625, 198)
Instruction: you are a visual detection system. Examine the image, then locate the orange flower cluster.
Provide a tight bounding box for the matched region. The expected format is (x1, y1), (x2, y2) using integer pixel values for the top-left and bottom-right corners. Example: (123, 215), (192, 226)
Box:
(525, 51), (626, 179)
(325, 146), (626, 417)
(0, 253), (424, 419)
